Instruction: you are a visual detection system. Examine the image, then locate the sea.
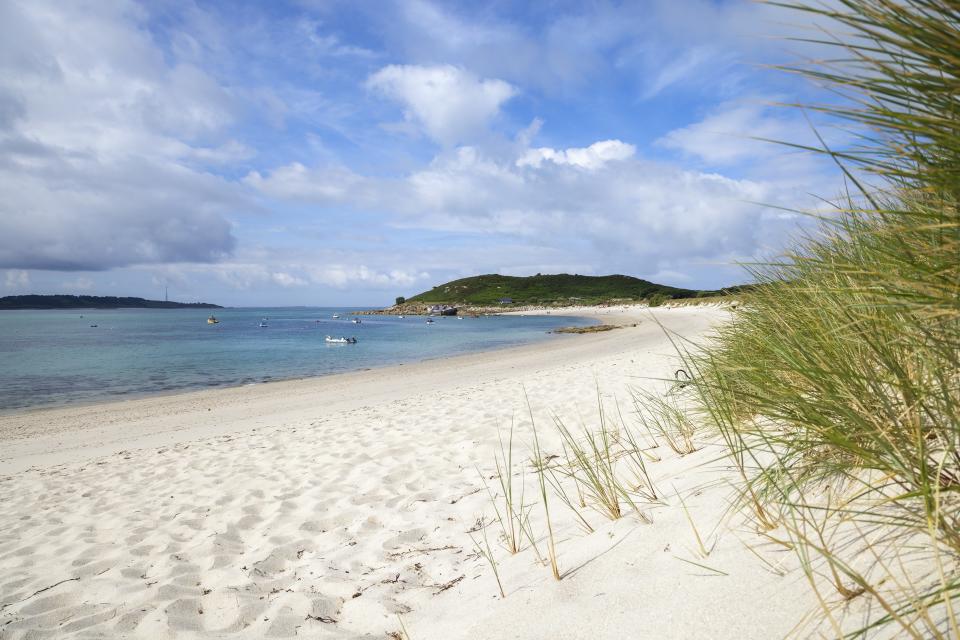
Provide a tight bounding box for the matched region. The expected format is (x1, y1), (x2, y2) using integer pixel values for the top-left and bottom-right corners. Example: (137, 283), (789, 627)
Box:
(0, 307), (594, 413)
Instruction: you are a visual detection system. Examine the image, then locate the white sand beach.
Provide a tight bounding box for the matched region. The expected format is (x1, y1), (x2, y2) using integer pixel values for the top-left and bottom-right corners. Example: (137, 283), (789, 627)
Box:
(0, 305), (816, 639)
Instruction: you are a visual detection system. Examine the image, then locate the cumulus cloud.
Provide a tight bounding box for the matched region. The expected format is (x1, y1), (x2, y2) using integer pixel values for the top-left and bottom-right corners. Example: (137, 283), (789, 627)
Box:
(307, 265), (427, 289)
(153, 258), (429, 297)
(271, 272), (308, 288)
(248, 139), (812, 275)
(243, 163), (360, 201)
(516, 140), (635, 170)
(0, 1), (249, 271)
(367, 64), (516, 145)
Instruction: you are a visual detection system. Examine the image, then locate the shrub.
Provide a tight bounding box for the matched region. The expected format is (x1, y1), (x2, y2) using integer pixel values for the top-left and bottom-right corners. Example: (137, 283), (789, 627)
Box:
(646, 293), (669, 307)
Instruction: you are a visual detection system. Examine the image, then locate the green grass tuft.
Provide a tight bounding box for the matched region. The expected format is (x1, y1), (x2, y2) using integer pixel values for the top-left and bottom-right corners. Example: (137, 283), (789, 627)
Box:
(677, 1), (960, 636)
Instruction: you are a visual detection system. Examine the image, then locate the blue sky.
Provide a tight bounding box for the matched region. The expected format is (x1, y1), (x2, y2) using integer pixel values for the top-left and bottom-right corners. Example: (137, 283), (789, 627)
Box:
(0, 0), (843, 306)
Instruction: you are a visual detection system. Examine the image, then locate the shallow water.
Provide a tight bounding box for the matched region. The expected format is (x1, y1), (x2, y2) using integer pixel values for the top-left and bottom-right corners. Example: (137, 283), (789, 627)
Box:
(0, 307), (593, 412)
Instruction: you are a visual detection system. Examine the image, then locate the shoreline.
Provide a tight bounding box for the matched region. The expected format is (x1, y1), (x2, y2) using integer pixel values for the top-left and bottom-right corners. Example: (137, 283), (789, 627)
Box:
(0, 311), (601, 420)
(0, 304), (664, 475)
(0, 303), (815, 640)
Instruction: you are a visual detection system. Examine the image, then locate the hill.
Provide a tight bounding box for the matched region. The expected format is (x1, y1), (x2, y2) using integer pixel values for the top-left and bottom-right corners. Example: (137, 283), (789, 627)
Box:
(406, 274), (744, 306)
(0, 295), (222, 310)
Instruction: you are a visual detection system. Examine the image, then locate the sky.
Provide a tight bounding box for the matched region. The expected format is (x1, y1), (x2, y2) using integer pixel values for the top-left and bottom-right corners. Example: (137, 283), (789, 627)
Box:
(0, 0), (847, 306)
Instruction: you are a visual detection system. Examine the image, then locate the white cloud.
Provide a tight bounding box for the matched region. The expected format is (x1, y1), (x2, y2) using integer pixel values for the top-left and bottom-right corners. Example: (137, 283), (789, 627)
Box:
(296, 18), (376, 58)
(307, 265), (427, 289)
(243, 163), (360, 201)
(640, 47), (720, 99)
(517, 140), (635, 171)
(248, 139), (813, 275)
(657, 100), (801, 165)
(366, 0), (837, 100)
(60, 276), (95, 291)
(271, 272), (308, 288)
(155, 253), (430, 295)
(655, 99), (849, 194)
(4, 269), (30, 290)
(0, 0), (249, 271)
(367, 64), (516, 145)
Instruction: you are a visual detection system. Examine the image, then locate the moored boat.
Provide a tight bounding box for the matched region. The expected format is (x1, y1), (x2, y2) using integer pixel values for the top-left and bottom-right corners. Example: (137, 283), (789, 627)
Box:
(325, 335), (357, 344)
(207, 315), (219, 324)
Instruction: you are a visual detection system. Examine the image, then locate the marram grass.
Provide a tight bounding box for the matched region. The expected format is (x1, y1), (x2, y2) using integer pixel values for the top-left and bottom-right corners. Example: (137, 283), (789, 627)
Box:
(675, 0), (960, 636)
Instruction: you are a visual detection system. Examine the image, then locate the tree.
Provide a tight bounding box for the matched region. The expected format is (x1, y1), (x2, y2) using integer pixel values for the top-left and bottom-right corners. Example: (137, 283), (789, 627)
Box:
(395, 296), (405, 306)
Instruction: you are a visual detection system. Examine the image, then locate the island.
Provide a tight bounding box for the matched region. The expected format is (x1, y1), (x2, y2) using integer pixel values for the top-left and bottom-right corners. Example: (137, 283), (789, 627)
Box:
(369, 273), (747, 314)
(0, 295), (222, 310)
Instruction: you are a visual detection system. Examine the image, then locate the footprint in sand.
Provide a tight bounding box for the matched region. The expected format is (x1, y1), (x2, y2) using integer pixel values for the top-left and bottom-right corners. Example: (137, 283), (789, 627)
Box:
(165, 597), (203, 632)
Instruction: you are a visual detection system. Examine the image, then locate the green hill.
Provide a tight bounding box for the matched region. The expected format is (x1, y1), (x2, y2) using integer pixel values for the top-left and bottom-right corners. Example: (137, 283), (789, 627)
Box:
(407, 274), (742, 306)
(0, 295), (222, 310)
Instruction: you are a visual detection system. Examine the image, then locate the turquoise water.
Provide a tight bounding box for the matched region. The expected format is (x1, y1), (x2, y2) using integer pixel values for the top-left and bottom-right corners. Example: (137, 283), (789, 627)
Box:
(0, 308), (593, 413)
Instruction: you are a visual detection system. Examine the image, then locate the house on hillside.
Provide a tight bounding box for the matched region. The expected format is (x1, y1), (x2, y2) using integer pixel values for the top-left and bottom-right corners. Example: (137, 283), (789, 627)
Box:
(427, 304), (459, 316)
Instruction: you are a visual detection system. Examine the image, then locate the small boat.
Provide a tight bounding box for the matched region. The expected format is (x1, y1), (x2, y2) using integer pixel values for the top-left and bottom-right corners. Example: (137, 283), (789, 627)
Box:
(325, 335), (357, 344)
(398, 315), (404, 319)
(457, 316), (464, 320)
(332, 314), (340, 319)
(352, 318), (362, 324)
(89, 324), (98, 328)
(426, 318), (434, 324)
(259, 318), (268, 328)
(207, 315), (219, 324)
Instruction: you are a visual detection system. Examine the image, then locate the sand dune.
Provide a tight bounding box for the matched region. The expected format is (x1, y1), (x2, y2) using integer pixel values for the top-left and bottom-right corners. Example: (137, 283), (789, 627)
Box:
(0, 306), (817, 639)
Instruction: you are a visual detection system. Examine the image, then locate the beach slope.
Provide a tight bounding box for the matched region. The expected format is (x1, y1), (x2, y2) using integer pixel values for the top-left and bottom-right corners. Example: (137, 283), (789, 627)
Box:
(0, 306), (813, 639)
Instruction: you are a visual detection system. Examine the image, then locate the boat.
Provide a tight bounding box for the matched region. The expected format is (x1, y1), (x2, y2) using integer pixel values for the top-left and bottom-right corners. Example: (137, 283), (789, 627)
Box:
(325, 335), (357, 344)
(457, 315), (464, 320)
(332, 314), (340, 319)
(426, 318), (434, 324)
(352, 318), (362, 324)
(398, 315), (404, 319)
(259, 318), (268, 328)
(207, 315), (219, 324)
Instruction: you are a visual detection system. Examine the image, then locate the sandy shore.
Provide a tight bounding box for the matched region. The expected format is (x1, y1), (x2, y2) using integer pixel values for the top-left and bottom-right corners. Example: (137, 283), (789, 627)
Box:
(0, 305), (815, 639)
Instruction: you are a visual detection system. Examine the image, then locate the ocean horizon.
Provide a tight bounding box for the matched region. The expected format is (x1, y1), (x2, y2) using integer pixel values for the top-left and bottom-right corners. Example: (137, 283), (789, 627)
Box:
(0, 306), (594, 413)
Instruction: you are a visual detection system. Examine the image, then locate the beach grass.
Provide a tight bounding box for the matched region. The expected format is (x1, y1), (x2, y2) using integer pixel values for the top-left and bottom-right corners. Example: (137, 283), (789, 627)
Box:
(480, 421), (528, 555)
(469, 523), (507, 599)
(670, 0), (960, 635)
(551, 412), (632, 522)
(632, 389), (698, 456)
(527, 395), (562, 580)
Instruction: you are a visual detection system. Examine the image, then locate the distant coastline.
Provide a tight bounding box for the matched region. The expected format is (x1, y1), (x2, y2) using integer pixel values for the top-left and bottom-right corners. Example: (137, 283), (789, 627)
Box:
(0, 294), (222, 310)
